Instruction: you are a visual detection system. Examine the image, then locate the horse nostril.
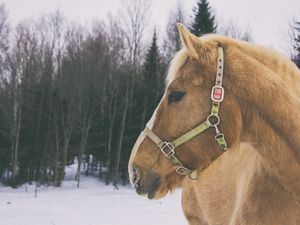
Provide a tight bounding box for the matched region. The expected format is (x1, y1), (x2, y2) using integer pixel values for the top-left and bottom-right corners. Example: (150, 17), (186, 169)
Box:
(130, 166), (141, 189)
(132, 173), (137, 184)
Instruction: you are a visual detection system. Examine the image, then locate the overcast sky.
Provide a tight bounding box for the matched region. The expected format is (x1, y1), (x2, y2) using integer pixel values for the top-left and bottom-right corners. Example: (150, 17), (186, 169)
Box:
(2, 0), (300, 55)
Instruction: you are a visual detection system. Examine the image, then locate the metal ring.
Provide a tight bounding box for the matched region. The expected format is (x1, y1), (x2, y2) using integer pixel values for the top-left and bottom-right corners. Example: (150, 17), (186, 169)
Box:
(176, 166), (192, 175)
(207, 114), (220, 126)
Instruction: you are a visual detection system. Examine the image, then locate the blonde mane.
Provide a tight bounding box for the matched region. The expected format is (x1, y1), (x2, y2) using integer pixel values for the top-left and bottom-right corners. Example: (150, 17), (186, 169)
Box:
(166, 49), (189, 85)
(166, 34), (300, 94)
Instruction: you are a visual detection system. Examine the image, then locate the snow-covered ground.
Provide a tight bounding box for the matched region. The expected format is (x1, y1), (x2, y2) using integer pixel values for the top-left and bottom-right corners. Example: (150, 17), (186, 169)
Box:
(0, 166), (187, 225)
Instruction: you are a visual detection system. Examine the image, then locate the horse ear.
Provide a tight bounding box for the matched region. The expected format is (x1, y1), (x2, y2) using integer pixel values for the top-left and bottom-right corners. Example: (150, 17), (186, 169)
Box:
(176, 23), (201, 60)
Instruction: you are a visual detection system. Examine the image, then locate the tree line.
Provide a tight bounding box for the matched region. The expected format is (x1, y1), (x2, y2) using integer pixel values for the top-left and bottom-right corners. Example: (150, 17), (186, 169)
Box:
(0, 0), (299, 188)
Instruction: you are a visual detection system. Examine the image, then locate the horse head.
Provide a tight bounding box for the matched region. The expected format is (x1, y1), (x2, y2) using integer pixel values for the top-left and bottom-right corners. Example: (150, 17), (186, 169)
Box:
(128, 24), (242, 199)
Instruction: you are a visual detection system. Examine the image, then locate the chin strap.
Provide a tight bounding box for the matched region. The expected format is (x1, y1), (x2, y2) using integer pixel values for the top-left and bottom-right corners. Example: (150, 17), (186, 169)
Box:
(142, 47), (228, 176)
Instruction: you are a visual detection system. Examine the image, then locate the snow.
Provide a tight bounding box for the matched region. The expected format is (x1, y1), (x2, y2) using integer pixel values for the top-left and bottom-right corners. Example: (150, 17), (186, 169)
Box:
(0, 166), (187, 225)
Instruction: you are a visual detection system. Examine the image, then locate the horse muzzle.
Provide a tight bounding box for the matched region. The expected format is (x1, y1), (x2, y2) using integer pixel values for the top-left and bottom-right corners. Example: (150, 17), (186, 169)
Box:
(129, 165), (160, 199)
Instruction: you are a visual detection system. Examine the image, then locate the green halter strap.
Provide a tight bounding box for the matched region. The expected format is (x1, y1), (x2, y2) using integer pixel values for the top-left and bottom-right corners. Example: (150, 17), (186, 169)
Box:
(142, 47), (228, 176)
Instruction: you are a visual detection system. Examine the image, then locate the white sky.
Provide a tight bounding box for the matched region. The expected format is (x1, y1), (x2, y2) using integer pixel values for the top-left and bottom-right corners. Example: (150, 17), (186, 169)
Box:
(2, 0), (300, 55)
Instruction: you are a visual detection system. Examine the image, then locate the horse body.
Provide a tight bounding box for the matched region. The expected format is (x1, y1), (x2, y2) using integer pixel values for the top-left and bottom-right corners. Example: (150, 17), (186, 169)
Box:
(182, 143), (300, 225)
(128, 24), (300, 225)
(180, 36), (300, 224)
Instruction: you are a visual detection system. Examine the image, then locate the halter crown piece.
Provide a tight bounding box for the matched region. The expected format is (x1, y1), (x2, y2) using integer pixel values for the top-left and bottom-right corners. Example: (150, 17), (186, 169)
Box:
(142, 47), (228, 176)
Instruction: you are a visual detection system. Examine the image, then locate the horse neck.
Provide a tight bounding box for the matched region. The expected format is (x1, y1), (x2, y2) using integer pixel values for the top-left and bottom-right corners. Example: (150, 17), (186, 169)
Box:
(237, 41), (300, 95)
(226, 48), (300, 195)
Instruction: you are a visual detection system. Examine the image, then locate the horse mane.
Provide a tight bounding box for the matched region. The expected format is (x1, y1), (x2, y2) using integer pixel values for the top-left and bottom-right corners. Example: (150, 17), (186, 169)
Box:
(166, 34), (300, 92)
(166, 49), (189, 85)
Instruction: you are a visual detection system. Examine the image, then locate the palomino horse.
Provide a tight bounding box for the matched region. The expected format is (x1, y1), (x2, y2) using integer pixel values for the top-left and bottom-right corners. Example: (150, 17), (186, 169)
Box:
(128, 24), (300, 225)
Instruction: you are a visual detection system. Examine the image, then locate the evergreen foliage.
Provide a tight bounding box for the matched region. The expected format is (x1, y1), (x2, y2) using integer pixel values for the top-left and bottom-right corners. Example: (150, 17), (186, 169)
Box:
(141, 30), (164, 125)
(190, 0), (217, 36)
(143, 30), (163, 98)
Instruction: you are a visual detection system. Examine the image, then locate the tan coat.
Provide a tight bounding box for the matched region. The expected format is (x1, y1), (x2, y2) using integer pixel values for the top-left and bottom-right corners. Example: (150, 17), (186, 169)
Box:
(128, 24), (300, 225)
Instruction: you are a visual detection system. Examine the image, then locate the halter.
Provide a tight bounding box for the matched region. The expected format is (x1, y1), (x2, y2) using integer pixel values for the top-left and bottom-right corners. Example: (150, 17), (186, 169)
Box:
(142, 47), (228, 176)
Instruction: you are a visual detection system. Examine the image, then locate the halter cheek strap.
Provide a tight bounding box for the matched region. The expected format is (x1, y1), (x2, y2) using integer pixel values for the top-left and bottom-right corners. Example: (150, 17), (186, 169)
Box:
(142, 47), (228, 176)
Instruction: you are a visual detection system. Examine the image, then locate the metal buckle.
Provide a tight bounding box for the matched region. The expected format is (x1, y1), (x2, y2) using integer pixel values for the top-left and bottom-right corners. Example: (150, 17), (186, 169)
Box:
(176, 166), (192, 175)
(159, 142), (175, 158)
(211, 86), (224, 102)
(215, 133), (228, 151)
(215, 133), (224, 140)
(207, 114), (220, 127)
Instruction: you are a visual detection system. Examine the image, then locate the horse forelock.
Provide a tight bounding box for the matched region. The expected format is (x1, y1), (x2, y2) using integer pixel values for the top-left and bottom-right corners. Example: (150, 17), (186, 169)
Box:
(166, 49), (189, 85)
(165, 35), (223, 86)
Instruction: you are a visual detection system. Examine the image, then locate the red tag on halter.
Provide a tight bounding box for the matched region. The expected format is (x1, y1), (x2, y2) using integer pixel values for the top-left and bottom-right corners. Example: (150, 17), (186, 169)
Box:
(211, 86), (224, 102)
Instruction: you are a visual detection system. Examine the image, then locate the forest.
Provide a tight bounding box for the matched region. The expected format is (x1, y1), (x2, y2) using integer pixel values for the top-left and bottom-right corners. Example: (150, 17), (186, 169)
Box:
(0, 0), (299, 188)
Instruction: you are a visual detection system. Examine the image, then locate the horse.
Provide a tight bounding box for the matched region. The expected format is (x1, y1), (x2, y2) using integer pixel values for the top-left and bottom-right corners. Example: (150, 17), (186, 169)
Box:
(128, 23), (300, 225)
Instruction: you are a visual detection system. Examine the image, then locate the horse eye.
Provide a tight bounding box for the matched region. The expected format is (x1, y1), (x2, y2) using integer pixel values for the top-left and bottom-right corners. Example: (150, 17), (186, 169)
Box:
(168, 91), (185, 103)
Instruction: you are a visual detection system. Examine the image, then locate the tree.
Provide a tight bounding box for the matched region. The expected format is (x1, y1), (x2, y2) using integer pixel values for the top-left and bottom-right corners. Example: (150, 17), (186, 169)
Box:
(5, 21), (40, 184)
(0, 4), (163, 188)
(144, 30), (162, 98)
(190, 0), (217, 36)
(293, 21), (300, 68)
(0, 4), (9, 75)
(0, 4), (10, 180)
(121, 0), (151, 68)
(140, 30), (163, 127)
(110, 0), (151, 188)
(163, 1), (186, 62)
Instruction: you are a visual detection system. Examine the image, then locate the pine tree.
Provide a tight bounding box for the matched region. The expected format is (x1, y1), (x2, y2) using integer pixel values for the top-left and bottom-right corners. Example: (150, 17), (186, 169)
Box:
(190, 0), (217, 36)
(143, 30), (162, 98)
(141, 30), (163, 126)
(293, 21), (300, 69)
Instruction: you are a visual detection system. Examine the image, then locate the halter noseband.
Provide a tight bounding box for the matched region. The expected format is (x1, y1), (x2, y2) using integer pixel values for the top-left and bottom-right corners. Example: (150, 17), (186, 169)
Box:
(142, 47), (228, 176)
